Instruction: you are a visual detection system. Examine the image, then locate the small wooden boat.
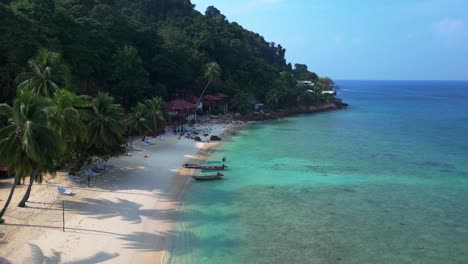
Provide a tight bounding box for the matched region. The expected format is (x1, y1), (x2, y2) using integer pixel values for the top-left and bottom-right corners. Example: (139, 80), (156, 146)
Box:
(184, 164), (227, 170)
(192, 173), (224, 181)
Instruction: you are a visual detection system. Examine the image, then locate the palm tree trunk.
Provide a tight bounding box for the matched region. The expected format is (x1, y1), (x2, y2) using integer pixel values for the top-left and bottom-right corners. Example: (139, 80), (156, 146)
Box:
(0, 173), (20, 219)
(194, 79), (212, 121)
(18, 170), (38, 207)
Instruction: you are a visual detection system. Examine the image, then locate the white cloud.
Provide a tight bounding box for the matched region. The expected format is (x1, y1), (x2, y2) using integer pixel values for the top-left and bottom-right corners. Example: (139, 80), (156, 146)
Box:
(433, 18), (467, 42)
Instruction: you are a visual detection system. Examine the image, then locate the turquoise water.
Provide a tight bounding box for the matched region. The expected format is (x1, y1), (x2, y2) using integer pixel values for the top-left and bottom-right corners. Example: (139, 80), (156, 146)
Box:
(170, 81), (468, 264)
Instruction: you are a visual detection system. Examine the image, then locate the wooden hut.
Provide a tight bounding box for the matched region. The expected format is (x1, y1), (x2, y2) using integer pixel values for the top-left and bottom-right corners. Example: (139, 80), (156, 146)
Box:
(0, 164), (8, 177)
(166, 99), (196, 132)
(201, 93), (229, 113)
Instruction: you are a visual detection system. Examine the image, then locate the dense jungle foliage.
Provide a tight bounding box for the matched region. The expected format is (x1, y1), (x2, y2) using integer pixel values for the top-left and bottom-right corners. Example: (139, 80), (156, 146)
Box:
(0, 0), (325, 110)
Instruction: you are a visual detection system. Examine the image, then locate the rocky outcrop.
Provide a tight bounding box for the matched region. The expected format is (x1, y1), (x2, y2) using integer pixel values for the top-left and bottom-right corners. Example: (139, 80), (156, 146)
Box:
(193, 136), (202, 142)
(236, 100), (348, 122)
(210, 135), (222, 141)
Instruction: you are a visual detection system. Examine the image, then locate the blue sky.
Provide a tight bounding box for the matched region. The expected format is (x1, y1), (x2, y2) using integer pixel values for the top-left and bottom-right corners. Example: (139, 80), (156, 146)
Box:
(193, 0), (468, 80)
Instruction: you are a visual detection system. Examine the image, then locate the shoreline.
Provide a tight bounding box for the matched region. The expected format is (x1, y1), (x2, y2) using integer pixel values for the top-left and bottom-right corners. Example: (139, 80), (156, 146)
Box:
(0, 121), (240, 264)
(0, 103), (343, 263)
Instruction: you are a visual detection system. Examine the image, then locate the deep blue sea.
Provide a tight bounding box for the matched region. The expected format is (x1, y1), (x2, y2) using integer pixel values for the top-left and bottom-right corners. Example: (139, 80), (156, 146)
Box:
(170, 80), (468, 264)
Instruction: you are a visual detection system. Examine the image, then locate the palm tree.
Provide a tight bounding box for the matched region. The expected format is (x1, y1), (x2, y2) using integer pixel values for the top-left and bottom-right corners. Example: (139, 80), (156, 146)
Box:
(0, 173), (19, 219)
(86, 93), (125, 151)
(49, 90), (89, 168)
(50, 90), (88, 142)
(16, 48), (70, 97)
(126, 102), (150, 146)
(195, 62), (221, 120)
(145, 96), (166, 132)
(68, 93), (125, 172)
(0, 93), (62, 211)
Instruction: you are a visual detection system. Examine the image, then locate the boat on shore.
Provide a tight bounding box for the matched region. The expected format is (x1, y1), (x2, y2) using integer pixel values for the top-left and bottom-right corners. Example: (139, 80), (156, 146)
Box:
(184, 163), (227, 170)
(192, 173), (224, 181)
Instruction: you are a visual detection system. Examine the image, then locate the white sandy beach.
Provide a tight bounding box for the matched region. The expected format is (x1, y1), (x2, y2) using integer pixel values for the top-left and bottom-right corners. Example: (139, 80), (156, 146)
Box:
(0, 120), (240, 263)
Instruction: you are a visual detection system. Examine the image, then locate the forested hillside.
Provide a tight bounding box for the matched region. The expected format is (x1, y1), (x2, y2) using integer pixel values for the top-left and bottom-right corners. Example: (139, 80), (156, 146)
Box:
(0, 0), (323, 109)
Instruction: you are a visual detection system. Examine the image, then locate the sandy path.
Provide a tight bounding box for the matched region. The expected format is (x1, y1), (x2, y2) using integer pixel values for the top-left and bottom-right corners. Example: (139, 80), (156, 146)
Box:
(0, 135), (209, 263)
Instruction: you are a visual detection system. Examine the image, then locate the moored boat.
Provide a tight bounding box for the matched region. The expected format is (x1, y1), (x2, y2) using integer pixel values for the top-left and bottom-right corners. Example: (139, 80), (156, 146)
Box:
(184, 163), (227, 170)
(192, 173), (224, 181)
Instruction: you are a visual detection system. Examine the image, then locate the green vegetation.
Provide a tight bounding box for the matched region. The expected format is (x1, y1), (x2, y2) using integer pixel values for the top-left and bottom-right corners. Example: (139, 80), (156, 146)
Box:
(0, 0), (336, 217)
(0, 0), (332, 109)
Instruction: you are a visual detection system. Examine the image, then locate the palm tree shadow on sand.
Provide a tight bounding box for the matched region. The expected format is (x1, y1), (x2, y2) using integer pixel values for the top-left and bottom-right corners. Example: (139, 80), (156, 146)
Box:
(64, 198), (173, 224)
(119, 230), (241, 258)
(3, 244), (118, 264)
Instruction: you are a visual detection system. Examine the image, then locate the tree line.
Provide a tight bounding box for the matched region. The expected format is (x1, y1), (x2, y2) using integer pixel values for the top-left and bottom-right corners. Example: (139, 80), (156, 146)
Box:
(0, 49), (166, 219)
(0, 0), (335, 220)
(0, 0), (330, 111)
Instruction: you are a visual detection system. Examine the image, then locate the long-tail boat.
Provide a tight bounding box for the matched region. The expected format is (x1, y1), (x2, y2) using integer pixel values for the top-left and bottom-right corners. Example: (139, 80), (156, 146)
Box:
(183, 163), (227, 170)
(192, 173), (224, 181)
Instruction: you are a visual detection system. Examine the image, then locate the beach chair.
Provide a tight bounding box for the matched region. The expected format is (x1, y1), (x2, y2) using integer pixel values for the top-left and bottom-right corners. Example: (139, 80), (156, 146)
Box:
(58, 187), (73, 195)
(68, 175), (83, 183)
(131, 146), (142, 151)
(92, 164), (105, 173)
(83, 169), (100, 177)
(144, 139), (154, 145)
(126, 152), (133, 157)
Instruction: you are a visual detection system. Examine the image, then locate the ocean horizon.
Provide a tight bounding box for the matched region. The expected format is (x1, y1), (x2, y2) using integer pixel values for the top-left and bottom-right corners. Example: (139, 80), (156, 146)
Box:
(170, 80), (468, 264)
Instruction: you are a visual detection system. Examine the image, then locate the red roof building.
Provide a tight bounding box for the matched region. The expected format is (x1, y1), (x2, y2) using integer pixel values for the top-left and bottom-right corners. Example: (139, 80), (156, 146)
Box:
(166, 99), (196, 132)
(199, 93), (229, 113)
(0, 164), (8, 177)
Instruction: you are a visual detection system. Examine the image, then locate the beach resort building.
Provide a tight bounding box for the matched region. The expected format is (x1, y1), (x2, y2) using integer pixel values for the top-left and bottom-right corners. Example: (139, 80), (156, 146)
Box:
(166, 99), (196, 132)
(297, 80), (314, 86)
(248, 96), (265, 110)
(201, 93), (229, 113)
(0, 164), (7, 177)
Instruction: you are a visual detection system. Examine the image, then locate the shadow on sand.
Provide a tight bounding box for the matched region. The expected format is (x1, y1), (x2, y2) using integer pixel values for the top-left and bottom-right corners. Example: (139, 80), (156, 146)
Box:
(7, 243), (119, 264)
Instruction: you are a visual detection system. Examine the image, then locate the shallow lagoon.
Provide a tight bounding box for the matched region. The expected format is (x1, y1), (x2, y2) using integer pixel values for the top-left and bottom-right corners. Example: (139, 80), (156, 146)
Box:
(170, 81), (468, 264)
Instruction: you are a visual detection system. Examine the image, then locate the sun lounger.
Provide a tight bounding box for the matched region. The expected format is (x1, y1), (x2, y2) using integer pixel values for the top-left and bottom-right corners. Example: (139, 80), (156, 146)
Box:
(126, 152), (132, 156)
(141, 140), (154, 146)
(92, 168), (104, 173)
(92, 164), (105, 173)
(83, 169), (100, 177)
(68, 175), (83, 183)
(131, 146), (142, 151)
(58, 187), (73, 195)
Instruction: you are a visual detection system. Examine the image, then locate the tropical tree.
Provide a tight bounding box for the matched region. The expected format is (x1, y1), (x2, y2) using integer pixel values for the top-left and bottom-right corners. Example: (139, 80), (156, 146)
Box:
(16, 48), (70, 97)
(0, 92), (62, 210)
(230, 92), (251, 114)
(126, 102), (150, 146)
(86, 92), (125, 151)
(49, 89), (89, 165)
(145, 96), (166, 132)
(266, 89), (281, 110)
(110, 45), (148, 109)
(67, 93), (125, 172)
(195, 62), (221, 119)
